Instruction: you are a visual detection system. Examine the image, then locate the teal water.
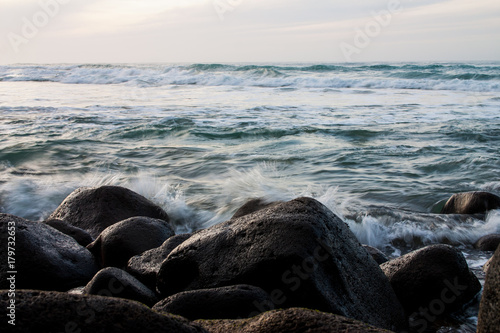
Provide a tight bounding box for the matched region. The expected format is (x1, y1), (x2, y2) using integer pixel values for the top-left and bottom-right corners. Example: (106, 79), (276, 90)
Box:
(0, 62), (499, 247)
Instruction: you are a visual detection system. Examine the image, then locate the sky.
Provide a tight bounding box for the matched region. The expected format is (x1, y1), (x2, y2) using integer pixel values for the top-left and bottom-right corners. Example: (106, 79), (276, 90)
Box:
(0, 0), (499, 64)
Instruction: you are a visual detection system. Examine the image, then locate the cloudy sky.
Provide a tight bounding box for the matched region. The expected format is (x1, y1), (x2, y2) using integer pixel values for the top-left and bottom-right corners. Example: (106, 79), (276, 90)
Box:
(1, 0), (499, 64)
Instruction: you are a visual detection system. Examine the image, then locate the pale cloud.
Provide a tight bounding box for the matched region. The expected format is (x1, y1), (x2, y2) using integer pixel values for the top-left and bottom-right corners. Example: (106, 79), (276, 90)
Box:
(0, 0), (499, 64)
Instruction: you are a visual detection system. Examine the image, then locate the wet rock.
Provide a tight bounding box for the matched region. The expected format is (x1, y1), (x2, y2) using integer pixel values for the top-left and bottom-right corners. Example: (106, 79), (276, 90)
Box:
(0, 290), (207, 333)
(477, 245), (500, 333)
(157, 197), (406, 331)
(153, 285), (272, 320)
(195, 307), (394, 333)
(231, 198), (283, 219)
(362, 245), (389, 264)
(44, 218), (94, 246)
(380, 244), (481, 321)
(84, 267), (157, 307)
(0, 214), (98, 291)
(127, 233), (192, 290)
(474, 234), (500, 252)
(86, 216), (175, 268)
(440, 191), (500, 215)
(48, 185), (170, 238)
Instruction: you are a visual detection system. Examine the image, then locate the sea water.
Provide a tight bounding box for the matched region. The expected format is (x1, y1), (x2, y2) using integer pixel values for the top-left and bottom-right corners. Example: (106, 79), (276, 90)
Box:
(2, 62), (499, 330)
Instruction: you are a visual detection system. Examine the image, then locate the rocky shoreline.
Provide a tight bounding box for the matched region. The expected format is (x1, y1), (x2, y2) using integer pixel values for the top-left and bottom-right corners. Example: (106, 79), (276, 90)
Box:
(1, 186), (499, 332)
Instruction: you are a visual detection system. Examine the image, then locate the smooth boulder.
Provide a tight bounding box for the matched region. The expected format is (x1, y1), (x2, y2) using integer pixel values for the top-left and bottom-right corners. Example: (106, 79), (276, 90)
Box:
(153, 285), (272, 320)
(380, 244), (481, 323)
(0, 290), (206, 333)
(195, 308), (394, 333)
(44, 218), (94, 246)
(87, 216), (175, 268)
(84, 267), (158, 307)
(0, 214), (98, 291)
(440, 191), (500, 215)
(362, 245), (389, 264)
(157, 197), (406, 331)
(477, 246), (500, 333)
(48, 185), (170, 237)
(474, 234), (500, 251)
(127, 233), (192, 290)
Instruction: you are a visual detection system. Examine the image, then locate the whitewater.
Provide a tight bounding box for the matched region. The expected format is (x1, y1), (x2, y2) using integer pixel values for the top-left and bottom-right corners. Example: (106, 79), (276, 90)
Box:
(1, 62), (499, 261)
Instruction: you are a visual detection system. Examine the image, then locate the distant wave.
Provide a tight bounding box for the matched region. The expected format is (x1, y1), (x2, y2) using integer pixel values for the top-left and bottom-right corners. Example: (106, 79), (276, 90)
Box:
(1, 63), (499, 92)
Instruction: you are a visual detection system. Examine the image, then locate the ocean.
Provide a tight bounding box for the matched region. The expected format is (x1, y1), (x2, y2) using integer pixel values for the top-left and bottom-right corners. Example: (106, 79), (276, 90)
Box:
(1, 63), (499, 306)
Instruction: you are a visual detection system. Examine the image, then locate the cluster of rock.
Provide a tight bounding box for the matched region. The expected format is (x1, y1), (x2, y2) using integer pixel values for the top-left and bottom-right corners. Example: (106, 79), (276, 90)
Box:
(1, 186), (499, 333)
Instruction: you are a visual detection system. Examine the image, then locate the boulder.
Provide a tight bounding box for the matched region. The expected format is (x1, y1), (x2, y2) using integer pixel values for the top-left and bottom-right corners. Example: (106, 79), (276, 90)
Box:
(380, 244), (481, 325)
(127, 233), (192, 290)
(0, 214), (98, 291)
(477, 245), (500, 333)
(362, 245), (389, 264)
(153, 285), (272, 320)
(48, 186), (170, 238)
(231, 198), (282, 219)
(86, 216), (175, 268)
(84, 267), (158, 307)
(474, 234), (500, 252)
(440, 191), (500, 215)
(44, 218), (94, 246)
(157, 197), (406, 331)
(483, 255), (493, 274)
(0, 290), (206, 333)
(195, 308), (394, 333)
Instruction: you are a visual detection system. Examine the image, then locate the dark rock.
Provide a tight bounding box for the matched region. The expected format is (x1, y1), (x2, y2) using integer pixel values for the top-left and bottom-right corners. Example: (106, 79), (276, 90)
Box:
(380, 244), (481, 321)
(127, 233), (192, 290)
(362, 245), (389, 264)
(157, 197), (406, 331)
(474, 234), (500, 251)
(231, 198), (283, 219)
(153, 285), (272, 320)
(195, 307), (394, 333)
(0, 290), (207, 333)
(0, 214), (98, 291)
(478, 246), (500, 333)
(48, 185), (170, 238)
(84, 267), (157, 307)
(44, 218), (94, 246)
(86, 216), (174, 268)
(440, 191), (500, 215)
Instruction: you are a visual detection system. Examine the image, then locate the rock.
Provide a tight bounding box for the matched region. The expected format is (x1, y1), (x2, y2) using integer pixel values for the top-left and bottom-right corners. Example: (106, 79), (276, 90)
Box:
(48, 185), (170, 238)
(0, 290), (207, 333)
(84, 267), (158, 307)
(0, 214), (98, 291)
(440, 191), (500, 215)
(483, 255), (493, 274)
(474, 234), (500, 251)
(86, 216), (175, 268)
(158, 197), (406, 331)
(362, 245), (389, 264)
(478, 246), (500, 333)
(127, 233), (192, 290)
(153, 285), (272, 320)
(380, 244), (481, 325)
(231, 198), (282, 219)
(195, 308), (394, 333)
(44, 218), (94, 246)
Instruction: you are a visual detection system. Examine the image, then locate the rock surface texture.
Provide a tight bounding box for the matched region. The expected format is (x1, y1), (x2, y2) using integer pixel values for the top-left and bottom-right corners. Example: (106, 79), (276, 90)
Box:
(157, 197), (406, 331)
(477, 246), (500, 333)
(48, 185), (170, 238)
